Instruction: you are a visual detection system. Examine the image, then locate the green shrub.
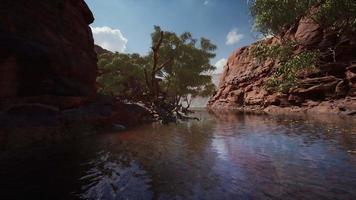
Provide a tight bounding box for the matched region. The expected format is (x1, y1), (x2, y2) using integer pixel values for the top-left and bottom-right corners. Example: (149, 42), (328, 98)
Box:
(251, 42), (320, 92)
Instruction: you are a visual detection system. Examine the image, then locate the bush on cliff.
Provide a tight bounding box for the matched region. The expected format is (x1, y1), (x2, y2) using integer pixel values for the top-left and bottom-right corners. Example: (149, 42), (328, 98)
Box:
(249, 0), (356, 37)
(251, 42), (320, 92)
(249, 0), (356, 92)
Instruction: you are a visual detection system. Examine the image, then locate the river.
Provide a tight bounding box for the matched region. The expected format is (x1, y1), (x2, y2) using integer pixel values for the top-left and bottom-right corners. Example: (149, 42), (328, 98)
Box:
(1, 110), (356, 199)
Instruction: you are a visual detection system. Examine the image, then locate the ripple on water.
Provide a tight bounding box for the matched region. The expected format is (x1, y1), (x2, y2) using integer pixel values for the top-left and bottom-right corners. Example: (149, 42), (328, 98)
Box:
(1, 111), (356, 199)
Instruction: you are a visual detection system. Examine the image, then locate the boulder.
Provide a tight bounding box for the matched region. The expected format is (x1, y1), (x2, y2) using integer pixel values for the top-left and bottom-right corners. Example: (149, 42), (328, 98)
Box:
(346, 64), (356, 96)
(290, 76), (342, 99)
(295, 15), (322, 46)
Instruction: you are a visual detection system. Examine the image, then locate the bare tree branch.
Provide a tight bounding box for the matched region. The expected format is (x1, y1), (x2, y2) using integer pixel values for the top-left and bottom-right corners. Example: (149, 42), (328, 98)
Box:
(156, 57), (174, 73)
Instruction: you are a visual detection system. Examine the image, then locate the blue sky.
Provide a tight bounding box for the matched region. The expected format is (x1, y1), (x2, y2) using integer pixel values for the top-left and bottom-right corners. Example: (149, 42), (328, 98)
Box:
(86, 0), (259, 73)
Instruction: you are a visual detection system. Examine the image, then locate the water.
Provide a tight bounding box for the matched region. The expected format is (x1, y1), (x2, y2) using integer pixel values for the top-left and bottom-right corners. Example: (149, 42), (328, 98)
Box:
(1, 110), (356, 199)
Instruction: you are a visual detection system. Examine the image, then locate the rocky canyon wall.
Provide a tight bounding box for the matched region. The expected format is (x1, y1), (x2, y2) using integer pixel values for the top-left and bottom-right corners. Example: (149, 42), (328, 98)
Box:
(0, 0), (97, 100)
(0, 1), (155, 149)
(208, 15), (356, 115)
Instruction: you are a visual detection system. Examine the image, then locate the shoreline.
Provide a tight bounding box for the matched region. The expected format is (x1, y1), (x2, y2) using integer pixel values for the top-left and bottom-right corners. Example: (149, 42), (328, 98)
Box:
(207, 104), (356, 118)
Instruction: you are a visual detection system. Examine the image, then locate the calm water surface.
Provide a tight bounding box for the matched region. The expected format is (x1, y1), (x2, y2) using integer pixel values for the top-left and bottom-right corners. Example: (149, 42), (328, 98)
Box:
(1, 111), (356, 200)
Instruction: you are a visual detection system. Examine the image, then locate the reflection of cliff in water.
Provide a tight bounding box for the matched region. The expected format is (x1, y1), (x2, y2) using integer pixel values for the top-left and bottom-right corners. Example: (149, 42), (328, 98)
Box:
(208, 110), (356, 151)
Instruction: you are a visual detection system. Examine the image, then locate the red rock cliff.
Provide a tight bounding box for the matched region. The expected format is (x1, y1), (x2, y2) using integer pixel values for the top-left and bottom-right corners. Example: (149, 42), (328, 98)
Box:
(0, 0), (97, 99)
(208, 15), (356, 115)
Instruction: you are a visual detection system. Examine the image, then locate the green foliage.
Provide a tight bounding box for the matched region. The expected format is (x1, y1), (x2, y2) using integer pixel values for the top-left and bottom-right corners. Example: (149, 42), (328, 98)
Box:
(251, 42), (320, 92)
(314, 0), (356, 33)
(97, 53), (148, 100)
(251, 41), (296, 63)
(267, 53), (320, 92)
(275, 51), (320, 77)
(249, 0), (314, 35)
(97, 26), (217, 107)
(249, 0), (356, 36)
(249, 0), (355, 92)
(147, 26), (217, 105)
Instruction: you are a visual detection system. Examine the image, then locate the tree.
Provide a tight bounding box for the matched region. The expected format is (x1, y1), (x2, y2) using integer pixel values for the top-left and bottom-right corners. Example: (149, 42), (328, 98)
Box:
(249, 0), (356, 37)
(145, 26), (217, 109)
(97, 52), (148, 101)
(250, 0), (310, 36)
(97, 26), (217, 115)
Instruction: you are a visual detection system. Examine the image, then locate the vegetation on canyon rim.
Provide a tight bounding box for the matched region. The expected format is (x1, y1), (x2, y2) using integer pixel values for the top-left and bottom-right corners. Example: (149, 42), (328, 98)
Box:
(250, 0), (356, 36)
(97, 26), (216, 119)
(251, 41), (320, 92)
(249, 0), (356, 92)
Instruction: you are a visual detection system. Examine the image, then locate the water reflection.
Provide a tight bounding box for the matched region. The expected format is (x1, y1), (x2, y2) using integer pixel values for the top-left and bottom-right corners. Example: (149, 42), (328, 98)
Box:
(78, 151), (153, 200)
(90, 121), (223, 199)
(1, 111), (356, 199)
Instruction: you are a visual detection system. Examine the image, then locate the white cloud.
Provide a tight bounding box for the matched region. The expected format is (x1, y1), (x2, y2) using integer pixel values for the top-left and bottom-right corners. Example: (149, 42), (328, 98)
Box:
(214, 58), (227, 74)
(203, 0), (209, 5)
(91, 26), (128, 52)
(225, 28), (244, 45)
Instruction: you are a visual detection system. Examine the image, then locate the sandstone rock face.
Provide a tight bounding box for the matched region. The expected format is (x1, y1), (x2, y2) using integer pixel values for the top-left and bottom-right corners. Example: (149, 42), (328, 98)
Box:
(0, 0), (97, 99)
(0, 1), (156, 149)
(208, 16), (356, 115)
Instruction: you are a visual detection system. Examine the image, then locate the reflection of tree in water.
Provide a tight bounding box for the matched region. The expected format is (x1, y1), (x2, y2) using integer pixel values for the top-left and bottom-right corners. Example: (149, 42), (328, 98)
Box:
(128, 120), (223, 199)
(82, 118), (226, 199)
(78, 151), (153, 200)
